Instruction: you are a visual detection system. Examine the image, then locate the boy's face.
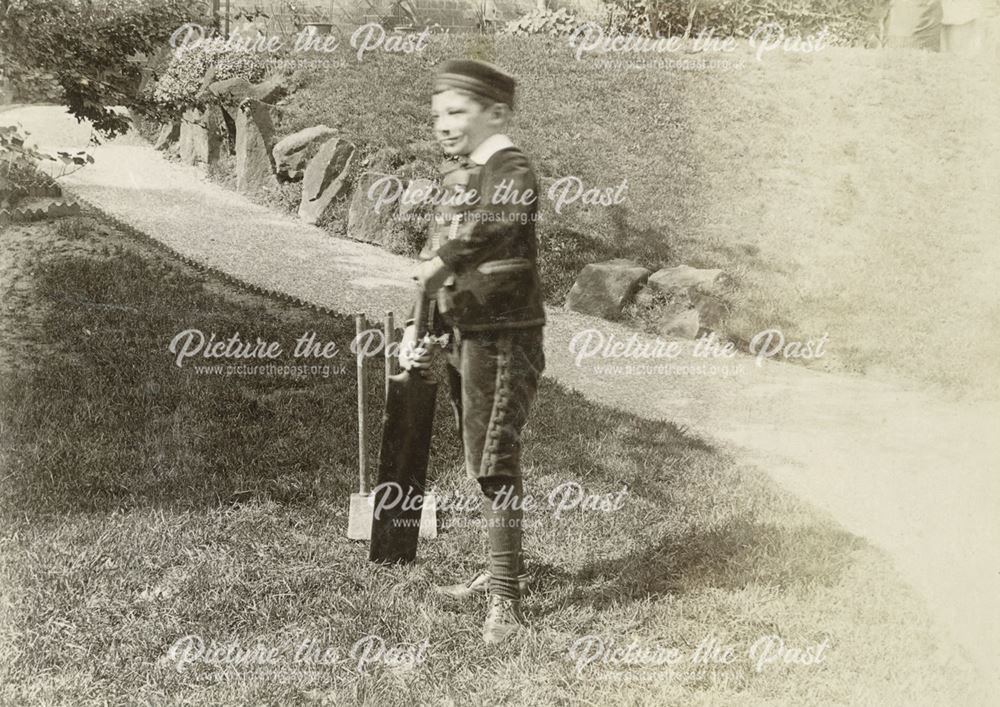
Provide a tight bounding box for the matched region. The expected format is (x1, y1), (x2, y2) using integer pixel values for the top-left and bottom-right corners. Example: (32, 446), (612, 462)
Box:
(431, 89), (504, 157)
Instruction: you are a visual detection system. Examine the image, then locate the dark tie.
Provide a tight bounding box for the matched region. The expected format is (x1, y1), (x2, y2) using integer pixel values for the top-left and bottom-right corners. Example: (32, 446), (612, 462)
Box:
(439, 154), (476, 175)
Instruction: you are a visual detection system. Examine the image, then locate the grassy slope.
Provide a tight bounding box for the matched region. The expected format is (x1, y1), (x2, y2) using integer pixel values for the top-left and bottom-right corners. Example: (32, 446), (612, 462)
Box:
(279, 37), (1000, 397)
(685, 47), (1000, 396)
(0, 216), (986, 705)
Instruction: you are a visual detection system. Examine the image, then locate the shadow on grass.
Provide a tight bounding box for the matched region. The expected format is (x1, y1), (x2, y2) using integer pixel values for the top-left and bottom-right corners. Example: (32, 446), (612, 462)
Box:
(557, 520), (862, 612)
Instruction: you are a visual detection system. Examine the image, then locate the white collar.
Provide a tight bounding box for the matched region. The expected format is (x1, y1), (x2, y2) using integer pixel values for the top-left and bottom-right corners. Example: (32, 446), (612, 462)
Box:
(468, 134), (514, 165)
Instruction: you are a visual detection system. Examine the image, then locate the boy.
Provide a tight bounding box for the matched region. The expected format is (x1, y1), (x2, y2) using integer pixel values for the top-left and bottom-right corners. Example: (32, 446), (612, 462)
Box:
(399, 59), (546, 644)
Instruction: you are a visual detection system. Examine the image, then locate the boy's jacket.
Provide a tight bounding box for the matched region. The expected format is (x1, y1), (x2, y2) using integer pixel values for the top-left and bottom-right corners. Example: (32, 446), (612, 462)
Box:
(418, 145), (546, 332)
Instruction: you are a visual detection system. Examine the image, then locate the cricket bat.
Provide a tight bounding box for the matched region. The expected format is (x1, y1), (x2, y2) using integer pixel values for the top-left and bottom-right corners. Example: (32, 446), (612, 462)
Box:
(368, 289), (437, 564)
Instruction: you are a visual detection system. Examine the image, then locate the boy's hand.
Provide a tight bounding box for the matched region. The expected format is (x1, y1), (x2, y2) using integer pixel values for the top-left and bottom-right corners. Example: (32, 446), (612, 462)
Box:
(411, 256), (451, 292)
(399, 323), (434, 370)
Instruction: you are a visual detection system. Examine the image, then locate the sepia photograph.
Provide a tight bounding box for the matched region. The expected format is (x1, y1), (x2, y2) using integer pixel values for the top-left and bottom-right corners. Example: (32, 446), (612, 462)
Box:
(0, 0), (997, 704)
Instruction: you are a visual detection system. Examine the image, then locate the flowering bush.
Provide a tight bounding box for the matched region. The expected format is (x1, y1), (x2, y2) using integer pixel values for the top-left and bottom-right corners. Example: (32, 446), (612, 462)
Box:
(502, 8), (587, 37)
(151, 45), (269, 112)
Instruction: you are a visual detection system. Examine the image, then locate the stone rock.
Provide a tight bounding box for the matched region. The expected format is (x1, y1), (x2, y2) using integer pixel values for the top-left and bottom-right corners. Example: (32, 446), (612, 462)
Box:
(347, 171), (397, 244)
(196, 65), (220, 101)
(273, 125), (337, 182)
(208, 73), (288, 105)
(207, 77), (253, 103)
(647, 265), (723, 295)
(691, 291), (729, 331)
(153, 121), (179, 151)
(250, 73), (288, 103)
(659, 307), (700, 339)
(235, 100), (277, 194)
(564, 258), (651, 320)
(633, 287), (657, 310)
(298, 137), (356, 224)
(178, 106), (222, 166)
(219, 107), (237, 154)
(399, 178), (436, 218)
(640, 266), (731, 339)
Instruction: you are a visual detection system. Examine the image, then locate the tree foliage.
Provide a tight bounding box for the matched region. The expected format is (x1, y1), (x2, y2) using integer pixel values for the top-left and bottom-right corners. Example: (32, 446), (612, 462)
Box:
(0, 0), (209, 137)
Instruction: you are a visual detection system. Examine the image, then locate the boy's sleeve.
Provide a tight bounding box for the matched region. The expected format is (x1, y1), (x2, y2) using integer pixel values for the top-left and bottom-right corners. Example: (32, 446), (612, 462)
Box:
(434, 151), (537, 272)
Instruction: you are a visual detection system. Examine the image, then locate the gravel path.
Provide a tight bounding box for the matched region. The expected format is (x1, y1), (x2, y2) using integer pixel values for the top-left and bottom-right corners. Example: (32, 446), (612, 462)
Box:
(7, 105), (999, 692)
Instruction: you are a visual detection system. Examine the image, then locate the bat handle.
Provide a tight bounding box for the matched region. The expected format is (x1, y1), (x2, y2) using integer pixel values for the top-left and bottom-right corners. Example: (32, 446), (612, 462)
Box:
(383, 310), (394, 399)
(413, 286), (430, 340)
(411, 287), (436, 381)
(356, 313), (369, 495)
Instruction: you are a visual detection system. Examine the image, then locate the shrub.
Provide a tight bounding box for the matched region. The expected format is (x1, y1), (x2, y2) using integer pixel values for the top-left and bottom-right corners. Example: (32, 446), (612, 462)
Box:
(0, 65), (63, 104)
(602, 0), (654, 35)
(150, 44), (270, 113)
(602, 0), (876, 45)
(502, 8), (587, 37)
(1, 124), (93, 193)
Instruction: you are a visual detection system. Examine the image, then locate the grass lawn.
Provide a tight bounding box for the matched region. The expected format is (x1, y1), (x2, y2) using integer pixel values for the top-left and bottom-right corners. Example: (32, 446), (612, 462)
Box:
(0, 214), (987, 705)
